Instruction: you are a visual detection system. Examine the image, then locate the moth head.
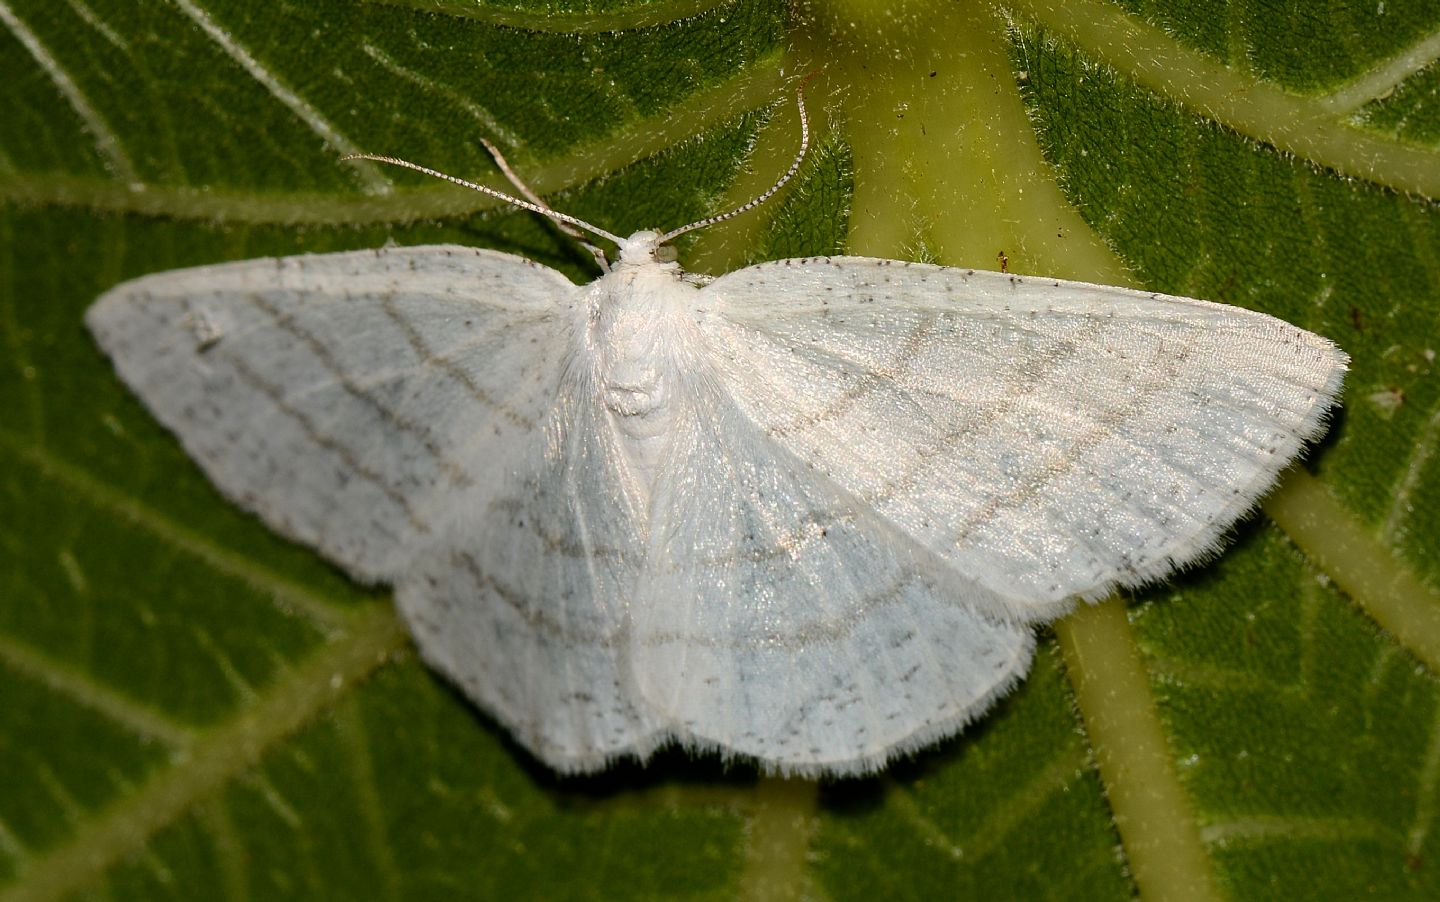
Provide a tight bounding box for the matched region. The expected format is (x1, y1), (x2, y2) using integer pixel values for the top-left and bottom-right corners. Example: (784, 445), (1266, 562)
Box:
(617, 231), (679, 268)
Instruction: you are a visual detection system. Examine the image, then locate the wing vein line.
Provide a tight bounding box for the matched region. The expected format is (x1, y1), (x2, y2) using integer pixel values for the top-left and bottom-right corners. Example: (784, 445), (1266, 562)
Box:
(859, 317), (1110, 508)
(247, 293), (475, 489)
(379, 295), (538, 431)
(227, 355), (430, 535)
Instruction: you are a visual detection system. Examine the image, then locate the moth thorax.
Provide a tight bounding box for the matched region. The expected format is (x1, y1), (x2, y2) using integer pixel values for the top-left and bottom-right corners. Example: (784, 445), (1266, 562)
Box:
(602, 362), (667, 422)
(594, 297), (675, 430)
(601, 356), (673, 496)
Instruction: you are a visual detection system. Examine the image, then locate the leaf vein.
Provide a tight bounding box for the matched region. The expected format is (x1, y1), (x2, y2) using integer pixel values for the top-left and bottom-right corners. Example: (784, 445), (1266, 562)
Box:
(0, 436), (353, 632)
(0, 607), (407, 902)
(0, 633), (193, 748)
(0, 0), (138, 184)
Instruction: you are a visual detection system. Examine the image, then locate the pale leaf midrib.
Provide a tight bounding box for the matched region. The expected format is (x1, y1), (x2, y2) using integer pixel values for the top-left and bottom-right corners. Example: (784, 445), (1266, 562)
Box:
(1007, 0), (1440, 198)
(1263, 470), (1440, 674)
(1318, 25), (1440, 114)
(0, 633), (194, 748)
(0, 606), (409, 902)
(169, 0), (392, 194)
(0, 435), (353, 631)
(1057, 602), (1222, 902)
(0, 59), (786, 225)
(740, 777), (819, 902)
(0, 0), (137, 184)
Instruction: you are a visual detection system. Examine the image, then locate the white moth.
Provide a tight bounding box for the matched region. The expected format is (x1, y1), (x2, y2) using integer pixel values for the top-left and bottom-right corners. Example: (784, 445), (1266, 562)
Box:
(87, 90), (1347, 777)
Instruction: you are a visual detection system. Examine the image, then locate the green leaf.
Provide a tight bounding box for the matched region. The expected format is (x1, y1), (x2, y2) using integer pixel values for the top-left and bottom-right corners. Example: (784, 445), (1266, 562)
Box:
(2, 0), (1438, 899)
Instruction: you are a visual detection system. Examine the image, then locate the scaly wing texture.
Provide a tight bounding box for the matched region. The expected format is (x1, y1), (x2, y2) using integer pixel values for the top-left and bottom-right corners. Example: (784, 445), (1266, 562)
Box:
(397, 361), (661, 771)
(631, 362), (1035, 776)
(698, 259), (1349, 619)
(90, 245), (660, 770)
(86, 245), (575, 583)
